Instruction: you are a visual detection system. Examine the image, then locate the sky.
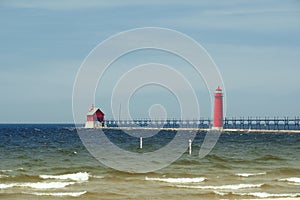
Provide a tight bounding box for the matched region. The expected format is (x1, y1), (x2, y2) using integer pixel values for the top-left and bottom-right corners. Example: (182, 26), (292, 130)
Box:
(0, 0), (300, 123)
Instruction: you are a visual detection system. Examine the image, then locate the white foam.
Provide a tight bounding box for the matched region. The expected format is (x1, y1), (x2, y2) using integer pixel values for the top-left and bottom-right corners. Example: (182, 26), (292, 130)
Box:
(235, 172), (266, 177)
(23, 181), (76, 189)
(0, 175), (9, 178)
(39, 172), (89, 182)
(238, 192), (300, 198)
(214, 191), (300, 198)
(145, 177), (206, 183)
(91, 175), (104, 179)
(213, 191), (227, 196)
(279, 177), (300, 183)
(0, 183), (16, 189)
(0, 182), (75, 189)
(0, 168), (24, 172)
(0, 169), (13, 172)
(176, 183), (263, 190)
(24, 191), (87, 197)
(63, 127), (76, 131)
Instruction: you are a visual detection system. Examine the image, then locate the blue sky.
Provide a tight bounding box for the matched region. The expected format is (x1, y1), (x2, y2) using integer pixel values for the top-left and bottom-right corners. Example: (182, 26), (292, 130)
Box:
(1, 0), (300, 123)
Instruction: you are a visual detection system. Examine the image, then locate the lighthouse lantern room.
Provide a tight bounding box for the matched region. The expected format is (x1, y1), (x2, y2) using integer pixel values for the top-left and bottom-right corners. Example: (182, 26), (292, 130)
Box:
(85, 104), (105, 128)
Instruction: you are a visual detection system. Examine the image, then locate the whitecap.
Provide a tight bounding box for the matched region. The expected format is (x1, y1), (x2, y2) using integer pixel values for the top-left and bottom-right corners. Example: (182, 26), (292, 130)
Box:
(39, 172), (89, 182)
(145, 177), (206, 183)
(237, 192), (300, 198)
(0, 169), (13, 172)
(213, 191), (227, 196)
(23, 191), (87, 197)
(214, 191), (300, 198)
(235, 172), (266, 177)
(0, 183), (17, 189)
(20, 181), (76, 189)
(63, 127), (76, 131)
(176, 183), (263, 190)
(91, 175), (104, 179)
(279, 177), (300, 183)
(0, 182), (75, 189)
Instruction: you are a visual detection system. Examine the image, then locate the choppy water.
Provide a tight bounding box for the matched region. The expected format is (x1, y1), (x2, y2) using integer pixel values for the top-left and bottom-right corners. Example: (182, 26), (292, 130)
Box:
(0, 124), (299, 199)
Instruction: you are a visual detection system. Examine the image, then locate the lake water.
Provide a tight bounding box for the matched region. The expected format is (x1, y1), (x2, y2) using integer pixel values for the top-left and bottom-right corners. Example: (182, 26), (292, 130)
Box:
(0, 124), (299, 199)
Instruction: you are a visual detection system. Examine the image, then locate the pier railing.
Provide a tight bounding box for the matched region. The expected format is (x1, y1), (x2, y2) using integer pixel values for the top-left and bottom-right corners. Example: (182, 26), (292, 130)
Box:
(104, 117), (300, 130)
(223, 117), (300, 130)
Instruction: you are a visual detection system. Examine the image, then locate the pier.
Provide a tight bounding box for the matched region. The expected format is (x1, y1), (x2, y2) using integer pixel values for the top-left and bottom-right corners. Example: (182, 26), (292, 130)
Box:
(103, 117), (300, 132)
(85, 88), (300, 132)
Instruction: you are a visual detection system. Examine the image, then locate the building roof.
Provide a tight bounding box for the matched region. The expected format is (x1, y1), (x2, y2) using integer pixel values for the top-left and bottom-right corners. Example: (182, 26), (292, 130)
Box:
(87, 107), (104, 116)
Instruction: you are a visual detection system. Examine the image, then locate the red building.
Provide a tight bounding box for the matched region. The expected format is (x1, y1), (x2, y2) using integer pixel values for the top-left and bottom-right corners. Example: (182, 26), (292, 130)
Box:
(213, 86), (223, 129)
(85, 104), (105, 128)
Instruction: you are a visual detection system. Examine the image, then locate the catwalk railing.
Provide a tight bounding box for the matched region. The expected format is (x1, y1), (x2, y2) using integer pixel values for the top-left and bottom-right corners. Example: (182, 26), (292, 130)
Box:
(104, 117), (300, 130)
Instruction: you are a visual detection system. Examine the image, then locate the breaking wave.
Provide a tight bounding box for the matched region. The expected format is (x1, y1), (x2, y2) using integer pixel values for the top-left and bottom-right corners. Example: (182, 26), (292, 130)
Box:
(145, 177), (206, 183)
(279, 177), (300, 184)
(0, 181), (76, 189)
(215, 191), (300, 198)
(23, 191), (87, 197)
(235, 172), (266, 177)
(39, 172), (89, 182)
(176, 183), (263, 190)
(0, 169), (13, 172)
(245, 192), (300, 198)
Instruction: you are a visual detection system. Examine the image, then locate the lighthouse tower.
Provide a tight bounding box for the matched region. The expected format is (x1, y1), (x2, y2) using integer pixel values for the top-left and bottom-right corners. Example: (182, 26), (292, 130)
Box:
(213, 86), (223, 129)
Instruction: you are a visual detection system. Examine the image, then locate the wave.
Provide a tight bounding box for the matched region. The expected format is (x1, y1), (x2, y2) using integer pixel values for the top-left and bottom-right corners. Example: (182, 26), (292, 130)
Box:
(235, 172), (266, 177)
(0, 169), (13, 172)
(0, 168), (24, 174)
(273, 167), (300, 175)
(279, 177), (300, 184)
(173, 159), (201, 165)
(176, 183), (263, 190)
(214, 191), (300, 198)
(23, 191), (87, 197)
(0, 183), (15, 189)
(232, 192), (300, 198)
(91, 175), (104, 179)
(39, 172), (89, 182)
(62, 127), (76, 131)
(206, 154), (228, 162)
(0, 181), (75, 189)
(145, 177), (206, 183)
(254, 155), (286, 161)
(212, 163), (231, 170)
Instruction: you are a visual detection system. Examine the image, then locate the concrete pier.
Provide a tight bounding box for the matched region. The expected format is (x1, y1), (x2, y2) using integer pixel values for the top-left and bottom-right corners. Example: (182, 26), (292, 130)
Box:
(94, 126), (300, 134)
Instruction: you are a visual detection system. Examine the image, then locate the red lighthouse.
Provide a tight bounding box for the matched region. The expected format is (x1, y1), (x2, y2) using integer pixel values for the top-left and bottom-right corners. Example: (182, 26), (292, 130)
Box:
(213, 86), (223, 129)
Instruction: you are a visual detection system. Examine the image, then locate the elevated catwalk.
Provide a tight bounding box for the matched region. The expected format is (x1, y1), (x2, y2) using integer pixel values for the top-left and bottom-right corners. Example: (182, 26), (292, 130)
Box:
(102, 117), (300, 133)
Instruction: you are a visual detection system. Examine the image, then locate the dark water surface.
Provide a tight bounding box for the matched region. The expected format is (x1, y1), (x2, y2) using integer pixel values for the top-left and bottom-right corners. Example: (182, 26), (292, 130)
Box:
(0, 124), (299, 199)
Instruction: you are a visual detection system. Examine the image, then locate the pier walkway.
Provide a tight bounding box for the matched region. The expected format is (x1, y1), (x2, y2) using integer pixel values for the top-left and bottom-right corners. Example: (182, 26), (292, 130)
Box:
(104, 117), (300, 131)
